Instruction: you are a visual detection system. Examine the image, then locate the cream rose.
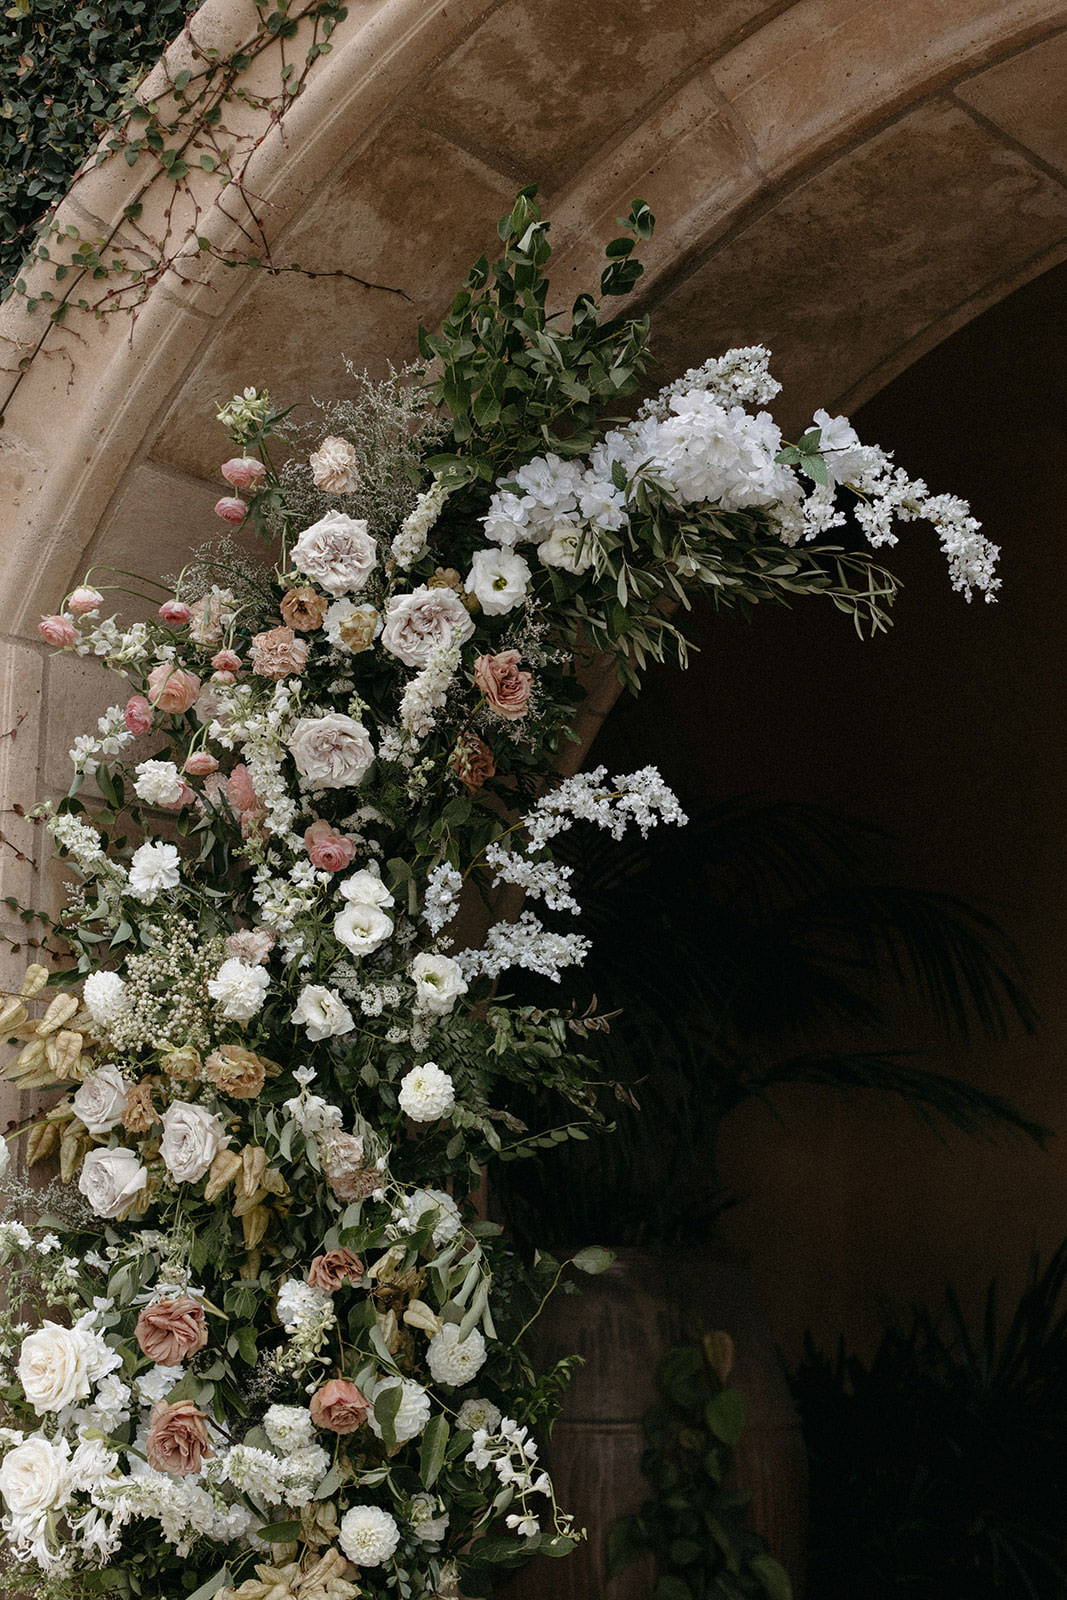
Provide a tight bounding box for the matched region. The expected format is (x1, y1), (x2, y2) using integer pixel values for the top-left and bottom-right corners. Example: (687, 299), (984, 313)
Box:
(160, 1102), (229, 1185)
(72, 1066), (130, 1137)
(78, 1146), (147, 1219)
(381, 586), (475, 668)
(291, 511), (377, 595)
(334, 901), (393, 957)
(17, 1323), (93, 1413)
(288, 714), (375, 789)
(0, 1436), (70, 1522)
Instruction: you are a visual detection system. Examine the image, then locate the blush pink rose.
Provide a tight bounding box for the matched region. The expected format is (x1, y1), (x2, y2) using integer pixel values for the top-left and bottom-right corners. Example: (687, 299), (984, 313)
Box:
(38, 615), (77, 648)
(211, 649), (241, 673)
(124, 695), (153, 736)
(146, 663), (201, 714)
(214, 496), (247, 525)
(473, 650), (533, 719)
(184, 751), (218, 776)
(158, 599), (192, 625)
(221, 457), (266, 491)
(310, 1378), (370, 1435)
(135, 1297), (209, 1366)
(145, 1400), (214, 1476)
(304, 820), (357, 873)
(68, 587), (103, 614)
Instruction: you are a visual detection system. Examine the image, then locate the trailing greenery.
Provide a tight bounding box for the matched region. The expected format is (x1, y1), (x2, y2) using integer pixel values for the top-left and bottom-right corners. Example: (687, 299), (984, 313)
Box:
(608, 1335), (793, 1600)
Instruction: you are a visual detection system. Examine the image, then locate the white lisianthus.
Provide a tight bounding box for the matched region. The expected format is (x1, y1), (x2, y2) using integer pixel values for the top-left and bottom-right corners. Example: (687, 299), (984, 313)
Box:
(127, 840), (181, 902)
(409, 1491), (449, 1542)
(77, 1146), (147, 1219)
(410, 952), (468, 1015)
(291, 984), (354, 1041)
(338, 868), (394, 907)
(82, 970), (128, 1026)
(457, 1397), (502, 1433)
(339, 1504), (401, 1566)
(263, 1404), (315, 1454)
(160, 1102), (229, 1184)
(380, 586), (475, 669)
(309, 435), (360, 495)
(466, 547), (532, 616)
(426, 1322), (488, 1387)
(133, 759), (183, 807)
(207, 957), (270, 1021)
(538, 521), (596, 575)
(0, 1435), (70, 1523)
(367, 1377), (431, 1444)
(334, 901), (393, 958)
(398, 1062), (455, 1123)
(288, 713), (375, 789)
(17, 1323), (94, 1413)
(72, 1066), (130, 1136)
(291, 510), (377, 594)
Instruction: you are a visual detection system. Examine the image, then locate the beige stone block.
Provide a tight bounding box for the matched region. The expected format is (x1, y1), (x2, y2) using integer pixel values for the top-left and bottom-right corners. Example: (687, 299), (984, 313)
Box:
(78, 459), (226, 600)
(957, 31), (1067, 175)
(0, 637), (44, 911)
(39, 650), (119, 798)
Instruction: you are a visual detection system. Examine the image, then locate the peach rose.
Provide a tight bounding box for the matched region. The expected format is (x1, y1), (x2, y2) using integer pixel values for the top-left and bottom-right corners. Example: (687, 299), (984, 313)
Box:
(146, 663), (201, 714)
(68, 587), (103, 614)
(280, 587), (329, 632)
(310, 1378), (370, 1435)
(184, 751), (219, 776)
(308, 1249), (365, 1293)
(221, 457), (266, 491)
(145, 1400), (214, 1475)
(136, 1297), (209, 1366)
(304, 820), (357, 873)
(214, 496), (247, 525)
(250, 626), (308, 680)
(124, 695), (154, 736)
(205, 1045), (266, 1100)
(450, 730), (495, 792)
(158, 599), (192, 625)
(38, 615), (77, 648)
(473, 650), (533, 719)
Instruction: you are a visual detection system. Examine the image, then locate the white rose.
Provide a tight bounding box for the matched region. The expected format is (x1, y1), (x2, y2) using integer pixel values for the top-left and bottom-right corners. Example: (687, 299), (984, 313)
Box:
(0, 1435), (70, 1521)
(207, 957), (270, 1022)
(538, 521), (596, 575)
(291, 510), (377, 595)
(133, 759), (183, 807)
(426, 1322), (487, 1387)
(83, 970), (128, 1026)
(309, 435), (361, 495)
(381, 586), (475, 669)
(339, 1504), (401, 1567)
(291, 984), (354, 1041)
(466, 548), (531, 616)
(289, 714), (375, 789)
(160, 1102), (229, 1184)
(338, 868), (393, 907)
(17, 1323), (93, 1413)
(77, 1146), (147, 1219)
(72, 1066), (130, 1137)
(334, 901), (393, 958)
(398, 1062), (455, 1123)
(410, 953), (468, 1015)
(128, 840), (181, 903)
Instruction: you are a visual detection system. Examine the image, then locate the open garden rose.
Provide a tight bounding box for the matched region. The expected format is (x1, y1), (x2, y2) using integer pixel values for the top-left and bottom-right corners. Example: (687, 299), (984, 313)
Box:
(291, 510), (377, 595)
(380, 585), (475, 667)
(72, 1066), (130, 1136)
(250, 625), (308, 679)
(473, 650), (533, 719)
(304, 819), (357, 872)
(17, 1323), (93, 1413)
(288, 713), (375, 788)
(135, 1298), (209, 1366)
(308, 1249), (365, 1292)
(77, 1146), (147, 1219)
(145, 1400), (214, 1475)
(160, 1102), (229, 1184)
(146, 662), (201, 713)
(310, 1378), (370, 1435)
(0, 1436), (70, 1521)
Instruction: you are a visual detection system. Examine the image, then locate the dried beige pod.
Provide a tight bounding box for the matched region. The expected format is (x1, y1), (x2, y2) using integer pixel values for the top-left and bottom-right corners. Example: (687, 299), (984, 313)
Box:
(19, 964), (49, 998)
(46, 1029), (83, 1080)
(239, 1144), (268, 1198)
(36, 993), (79, 1035)
(26, 1119), (61, 1167)
(59, 1122), (88, 1185)
(241, 1203), (270, 1252)
(203, 1148), (242, 1204)
(402, 1299), (443, 1336)
(0, 997), (28, 1034)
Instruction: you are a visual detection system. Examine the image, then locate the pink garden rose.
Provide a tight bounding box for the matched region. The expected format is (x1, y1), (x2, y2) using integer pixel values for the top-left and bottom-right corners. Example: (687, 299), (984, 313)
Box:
(220, 456), (266, 491)
(214, 496), (247, 525)
(183, 751), (218, 776)
(37, 615), (77, 648)
(124, 695), (153, 736)
(473, 650), (534, 719)
(304, 820), (357, 873)
(145, 1400), (214, 1476)
(158, 599), (192, 625)
(135, 1297), (209, 1366)
(211, 648), (242, 673)
(68, 587), (103, 614)
(146, 663), (201, 714)
(250, 625), (308, 680)
(310, 1378), (370, 1435)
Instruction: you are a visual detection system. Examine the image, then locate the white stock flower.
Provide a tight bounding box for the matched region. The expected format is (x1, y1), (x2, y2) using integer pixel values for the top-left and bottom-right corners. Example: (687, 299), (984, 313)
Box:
(263, 1404), (315, 1454)
(135, 1364), (182, 1406)
(276, 1278), (332, 1335)
(72, 1066), (130, 1136)
(77, 1147), (147, 1219)
(538, 522), (596, 575)
(339, 1504), (400, 1566)
(291, 510), (377, 595)
(289, 714), (375, 789)
(133, 760), (183, 807)
(207, 957), (269, 1021)
(380, 586), (475, 668)
(458, 1397), (502, 1433)
(309, 436), (360, 495)
(291, 984), (354, 1041)
(427, 1323), (488, 1387)
(410, 952), (468, 1015)
(398, 1062), (455, 1123)
(18, 1323), (95, 1413)
(466, 547), (531, 616)
(82, 971), (128, 1027)
(368, 1377), (431, 1444)
(127, 840), (181, 902)
(334, 901), (393, 958)
(160, 1102), (229, 1184)
(0, 1435), (70, 1523)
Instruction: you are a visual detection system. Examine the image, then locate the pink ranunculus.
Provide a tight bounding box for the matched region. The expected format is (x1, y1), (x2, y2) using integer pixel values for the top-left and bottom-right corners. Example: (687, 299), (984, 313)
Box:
(310, 1378), (370, 1435)
(68, 587), (103, 614)
(158, 599), (192, 626)
(124, 695), (154, 736)
(211, 649), (241, 673)
(211, 670), (236, 686)
(146, 663), (201, 714)
(304, 820), (357, 873)
(37, 615), (77, 648)
(135, 1297), (208, 1367)
(145, 1400), (214, 1476)
(220, 456), (266, 491)
(183, 751), (218, 776)
(226, 764), (263, 827)
(473, 650), (533, 719)
(214, 496), (247, 525)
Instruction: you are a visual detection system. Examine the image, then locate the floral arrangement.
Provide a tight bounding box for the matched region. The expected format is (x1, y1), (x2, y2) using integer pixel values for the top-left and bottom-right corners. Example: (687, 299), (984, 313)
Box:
(0, 191), (998, 1600)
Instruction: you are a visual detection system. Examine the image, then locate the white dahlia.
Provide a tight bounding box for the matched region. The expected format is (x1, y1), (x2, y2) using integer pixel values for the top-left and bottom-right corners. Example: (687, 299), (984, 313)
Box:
(398, 1062), (455, 1123)
(426, 1323), (487, 1387)
(338, 1503), (400, 1567)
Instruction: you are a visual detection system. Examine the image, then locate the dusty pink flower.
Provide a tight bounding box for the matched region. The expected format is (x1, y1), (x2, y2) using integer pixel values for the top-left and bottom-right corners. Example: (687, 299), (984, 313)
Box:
(68, 586), (103, 614)
(135, 1297), (209, 1366)
(146, 663), (201, 715)
(221, 456), (266, 491)
(162, 780), (196, 811)
(124, 696), (153, 736)
(304, 820), (357, 873)
(226, 764), (260, 816)
(250, 626), (308, 680)
(38, 615), (77, 648)
(184, 751), (218, 776)
(473, 650), (533, 719)
(158, 599), (192, 626)
(280, 586), (329, 632)
(211, 669), (237, 685)
(214, 496), (247, 525)
(310, 1378), (370, 1435)
(225, 928), (274, 964)
(211, 648), (241, 673)
(308, 1249), (365, 1293)
(145, 1400), (214, 1476)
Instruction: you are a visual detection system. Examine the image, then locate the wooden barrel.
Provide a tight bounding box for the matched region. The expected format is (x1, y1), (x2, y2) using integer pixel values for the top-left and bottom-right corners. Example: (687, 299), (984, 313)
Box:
(500, 1245), (807, 1599)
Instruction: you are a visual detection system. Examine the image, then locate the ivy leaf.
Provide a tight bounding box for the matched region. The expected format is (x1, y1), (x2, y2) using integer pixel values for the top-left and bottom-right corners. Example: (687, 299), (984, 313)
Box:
(750, 1555), (793, 1600)
(705, 1387), (746, 1447)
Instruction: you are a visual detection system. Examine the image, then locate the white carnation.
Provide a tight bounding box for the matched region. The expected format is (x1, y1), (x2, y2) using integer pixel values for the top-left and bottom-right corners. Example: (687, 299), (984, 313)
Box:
(82, 971), (128, 1026)
(133, 759), (183, 807)
(309, 435), (360, 495)
(466, 547), (531, 616)
(291, 510), (377, 595)
(291, 984), (354, 1041)
(410, 952), (468, 1015)
(427, 1322), (487, 1387)
(127, 840), (181, 902)
(339, 1503), (400, 1566)
(72, 1066), (130, 1136)
(398, 1062), (455, 1123)
(207, 957), (269, 1021)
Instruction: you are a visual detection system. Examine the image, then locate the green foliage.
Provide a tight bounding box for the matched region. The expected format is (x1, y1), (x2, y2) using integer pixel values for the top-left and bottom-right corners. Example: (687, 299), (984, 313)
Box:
(608, 1336), (793, 1600)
